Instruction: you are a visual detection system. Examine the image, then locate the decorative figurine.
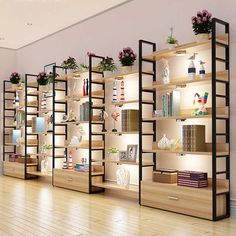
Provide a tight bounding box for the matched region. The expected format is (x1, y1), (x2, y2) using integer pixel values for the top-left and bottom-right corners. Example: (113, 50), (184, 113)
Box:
(62, 150), (67, 169)
(159, 58), (170, 84)
(188, 53), (197, 80)
(99, 110), (108, 132)
(41, 157), (49, 173)
(86, 78), (89, 95)
(111, 110), (120, 132)
(15, 92), (20, 108)
(193, 92), (209, 115)
(199, 60), (206, 79)
(81, 158), (87, 165)
(116, 166), (130, 187)
(120, 80), (125, 101)
(112, 80), (118, 103)
(83, 79), (86, 96)
(68, 110), (76, 122)
(68, 151), (73, 170)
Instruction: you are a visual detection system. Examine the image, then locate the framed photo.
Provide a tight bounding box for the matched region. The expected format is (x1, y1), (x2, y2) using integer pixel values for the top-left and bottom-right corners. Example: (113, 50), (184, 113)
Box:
(119, 151), (127, 161)
(126, 144), (138, 162)
(44, 63), (56, 74)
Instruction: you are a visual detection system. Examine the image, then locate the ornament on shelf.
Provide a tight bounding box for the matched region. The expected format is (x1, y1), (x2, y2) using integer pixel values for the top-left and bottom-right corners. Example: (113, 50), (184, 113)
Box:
(188, 53), (197, 80)
(112, 80), (118, 103)
(68, 151), (73, 170)
(15, 92), (20, 108)
(86, 78), (89, 95)
(158, 134), (170, 149)
(83, 79), (86, 96)
(120, 80), (125, 101)
(63, 150), (67, 169)
(159, 58), (170, 84)
(47, 114), (53, 131)
(41, 157), (49, 173)
(111, 110), (120, 132)
(199, 60), (206, 79)
(193, 92), (208, 115)
(116, 167), (130, 187)
(81, 158), (87, 165)
(68, 110), (76, 122)
(40, 93), (47, 110)
(16, 137), (24, 147)
(99, 110), (108, 132)
(70, 136), (80, 146)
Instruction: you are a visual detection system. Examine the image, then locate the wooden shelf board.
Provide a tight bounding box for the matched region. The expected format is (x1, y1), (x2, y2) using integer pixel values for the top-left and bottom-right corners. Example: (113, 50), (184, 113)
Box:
(56, 120), (104, 125)
(92, 131), (139, 135)
(142, 180), (229, 195)
(143, 70), (229, 91)
(143, 34), (228, 61)
(92, 159), (154, 166)
(143, 148), (229, 156)
(55, 145), (104, 149)
(56, 70), (90, 81)
(92, 181), (139, 193)
(4, 161), (38, 167)
(27, 171), (52, 177)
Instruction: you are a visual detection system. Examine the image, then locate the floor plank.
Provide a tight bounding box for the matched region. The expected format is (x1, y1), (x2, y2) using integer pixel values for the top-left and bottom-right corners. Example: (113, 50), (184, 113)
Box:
(0, 176), (236, 236)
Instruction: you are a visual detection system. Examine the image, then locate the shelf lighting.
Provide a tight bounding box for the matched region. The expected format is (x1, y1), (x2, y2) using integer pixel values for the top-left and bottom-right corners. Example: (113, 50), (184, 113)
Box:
(175, 50), (187, 57)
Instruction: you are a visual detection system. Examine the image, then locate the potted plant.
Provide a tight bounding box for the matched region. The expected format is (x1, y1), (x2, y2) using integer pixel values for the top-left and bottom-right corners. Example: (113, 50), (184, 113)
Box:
(118, 47), (137, 73)
(166, 27), (178, 49)
(192, 10), (212, 42)
(10, 72), (21, 89)
(36, 72), (49, 91)
(61, 56), (78, 73)
(98, 56), (117, 77)
(108, 147), (119, 161)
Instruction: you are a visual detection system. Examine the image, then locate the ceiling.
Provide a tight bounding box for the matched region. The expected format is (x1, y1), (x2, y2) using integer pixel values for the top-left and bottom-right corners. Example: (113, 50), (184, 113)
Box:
(0, 0), (130, 49)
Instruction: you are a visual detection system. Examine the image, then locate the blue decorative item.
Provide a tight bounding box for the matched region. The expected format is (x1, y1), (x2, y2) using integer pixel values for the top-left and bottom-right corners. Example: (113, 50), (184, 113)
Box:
(36, 117), (45, 133)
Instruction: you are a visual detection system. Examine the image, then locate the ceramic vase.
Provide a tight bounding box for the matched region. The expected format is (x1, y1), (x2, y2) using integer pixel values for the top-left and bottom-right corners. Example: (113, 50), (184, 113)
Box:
(195, 33), (209, 43)
(103, 70), (113, 78)
(158, 134), (170, 150)
(121, 66), (132, 74)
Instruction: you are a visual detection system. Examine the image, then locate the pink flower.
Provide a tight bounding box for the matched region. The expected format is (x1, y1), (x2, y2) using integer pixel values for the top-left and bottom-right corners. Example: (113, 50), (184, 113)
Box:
(202, 17), (207, 22)
(192, 20), (195, 24)
(202, 9), (208, 14)
(208, 13), (212, 17)
(197, 11), (202, 15)
(191, 16), (196, 20)
(197, 19), (202, 24)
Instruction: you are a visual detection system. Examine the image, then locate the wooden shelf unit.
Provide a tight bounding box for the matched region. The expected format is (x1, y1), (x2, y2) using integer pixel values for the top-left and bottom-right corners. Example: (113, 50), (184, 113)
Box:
(139, 18), (230, 221)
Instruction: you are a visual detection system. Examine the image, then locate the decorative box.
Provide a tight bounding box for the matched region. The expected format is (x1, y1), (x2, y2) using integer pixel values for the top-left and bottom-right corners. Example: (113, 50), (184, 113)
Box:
(9, 154), (20, 162)
(153, 168), (178, 184)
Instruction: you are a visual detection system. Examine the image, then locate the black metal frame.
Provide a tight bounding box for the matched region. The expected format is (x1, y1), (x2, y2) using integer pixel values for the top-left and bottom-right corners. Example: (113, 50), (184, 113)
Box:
(211, 18), (230, 221)
(52, 66), (68, 184)
(139, 40), (157, 204)
(88, 55), (105, 193)
(139, 18), (230, 221)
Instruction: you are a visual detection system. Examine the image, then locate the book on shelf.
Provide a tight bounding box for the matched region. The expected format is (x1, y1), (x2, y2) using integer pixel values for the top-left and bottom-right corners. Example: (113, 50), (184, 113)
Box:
(121, 109), (139, 132)
(16, 109), (25, 126)
(161, 90), (180, 117)
(80, 102), (93, 121)
(182, 125), (205, 152)
(74, 164), (89, 172)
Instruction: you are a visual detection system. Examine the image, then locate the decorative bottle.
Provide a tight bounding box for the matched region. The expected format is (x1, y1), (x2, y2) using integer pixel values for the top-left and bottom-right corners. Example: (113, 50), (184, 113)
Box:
(86, 79), (89, 95)
(112, 80), (118, 103)
(120, 80), (125, 101)
(188, 60), (196, 80)
(15, 92), (20, 108)
(63, 150), (67, 169)
(199, 60), (206, 79)
(83, 79), (86, 96)
(68, 151), (73, 170)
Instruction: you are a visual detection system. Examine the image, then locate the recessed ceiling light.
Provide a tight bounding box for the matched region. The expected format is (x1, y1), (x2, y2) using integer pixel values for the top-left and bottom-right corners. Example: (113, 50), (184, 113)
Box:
(26, 22), (33, 26)
(0, 37), (5, 40)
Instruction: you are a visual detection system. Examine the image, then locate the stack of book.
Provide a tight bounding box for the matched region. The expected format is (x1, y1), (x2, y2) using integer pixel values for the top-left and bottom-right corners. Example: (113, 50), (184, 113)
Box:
(161, 90), (180, 117)
(74, 164), (89, 172)
(182, 125), (205, 152)
(80, 102), (92, 121)
(177, 170), (208, 188)
(121, 109), (139, 132)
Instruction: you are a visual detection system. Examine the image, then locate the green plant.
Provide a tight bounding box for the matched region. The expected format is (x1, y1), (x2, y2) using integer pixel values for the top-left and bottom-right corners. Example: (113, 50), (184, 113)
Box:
(166, 27), (178, 44)
(61, 57), (78, 70)
(43, 144), (53, 150)
(80, 63), (89, 69)
(36, 72), (49, 85)
(108, 147), (119, 154)
(98, 57), (117, 72)
(10, 72), (21, 84)
(47, 72), (59, 84)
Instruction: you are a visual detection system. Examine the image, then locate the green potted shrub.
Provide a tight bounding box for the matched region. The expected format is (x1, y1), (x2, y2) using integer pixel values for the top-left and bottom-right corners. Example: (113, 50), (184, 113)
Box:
(98, 56), (117, 77)
(61, 56), (78, 73)
(108, 147), (119, 161)
(166, 27), (178, 49)
(10, 72), (21, 90)
(118, 47), (137, 73)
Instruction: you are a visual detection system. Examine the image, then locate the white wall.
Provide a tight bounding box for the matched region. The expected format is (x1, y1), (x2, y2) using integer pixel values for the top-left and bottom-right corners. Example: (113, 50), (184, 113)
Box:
(14, 0), (236, 200)
(0, 48), (17, 174)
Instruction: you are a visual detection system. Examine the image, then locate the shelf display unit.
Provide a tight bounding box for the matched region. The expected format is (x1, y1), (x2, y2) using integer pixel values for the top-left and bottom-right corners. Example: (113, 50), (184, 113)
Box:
(25, 74), (53, 178)
(52, 63), (105, 193)
(139, 18), (230, 221)
(3, 80), (38, 178)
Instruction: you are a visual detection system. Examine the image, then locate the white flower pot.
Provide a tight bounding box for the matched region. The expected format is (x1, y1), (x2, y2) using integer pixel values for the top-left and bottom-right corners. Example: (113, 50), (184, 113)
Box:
(121, 66), (133, 74)
(109, 153), (119, 161)
(39, 85), (48, 92)
(103, 70), (113, 78)
(11, 84), (18, 90)
(195, 33), (209, 43)
(167, 43), (176, 50)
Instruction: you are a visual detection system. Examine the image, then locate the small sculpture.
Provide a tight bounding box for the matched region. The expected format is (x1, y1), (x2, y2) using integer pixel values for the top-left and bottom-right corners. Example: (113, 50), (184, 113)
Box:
(159, 59), (170, 84)
(193, 92), (209, 115)
(188, 53), (197, 80)
(111, 110), (120, 132)
(68, 110), (76, 122)
(41, 157), (49, 173)
(81, 158), (87, 165)
(158, 134), (170, 149)
(112, 80), (118, 103)
(116, 167), (130, 187)
(120, 80), (125, 101)
(99, 110), (108, 132)
(199, 60), (206, 79)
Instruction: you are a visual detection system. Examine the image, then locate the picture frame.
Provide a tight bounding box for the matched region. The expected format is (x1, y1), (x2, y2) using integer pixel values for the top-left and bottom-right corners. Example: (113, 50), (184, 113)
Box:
(44, 63), (56, 74)
(119, 151), (127, 161)
(126, 144), (138, 162)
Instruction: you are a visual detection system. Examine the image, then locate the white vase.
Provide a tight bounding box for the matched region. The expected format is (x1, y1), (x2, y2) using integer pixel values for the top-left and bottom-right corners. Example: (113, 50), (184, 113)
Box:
(195, 33), (209, 43)
(103, 70), (113, 78)
(116, 167), (130, 187)
(39, 85), (48, 92)
(121, 66), (133, 74)
(158, 134), (170, 150)
(167, 43), (176, 50)
(109, 153), (119, 161)
(11, 84), (18, 90)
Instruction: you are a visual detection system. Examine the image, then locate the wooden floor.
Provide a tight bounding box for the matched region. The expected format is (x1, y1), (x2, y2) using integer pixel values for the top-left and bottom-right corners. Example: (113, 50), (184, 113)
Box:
(0, 176), (236, 236)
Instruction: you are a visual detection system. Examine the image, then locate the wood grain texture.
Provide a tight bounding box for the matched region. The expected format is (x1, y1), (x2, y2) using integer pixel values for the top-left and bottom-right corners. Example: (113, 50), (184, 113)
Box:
(0, 176), (235, 235)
